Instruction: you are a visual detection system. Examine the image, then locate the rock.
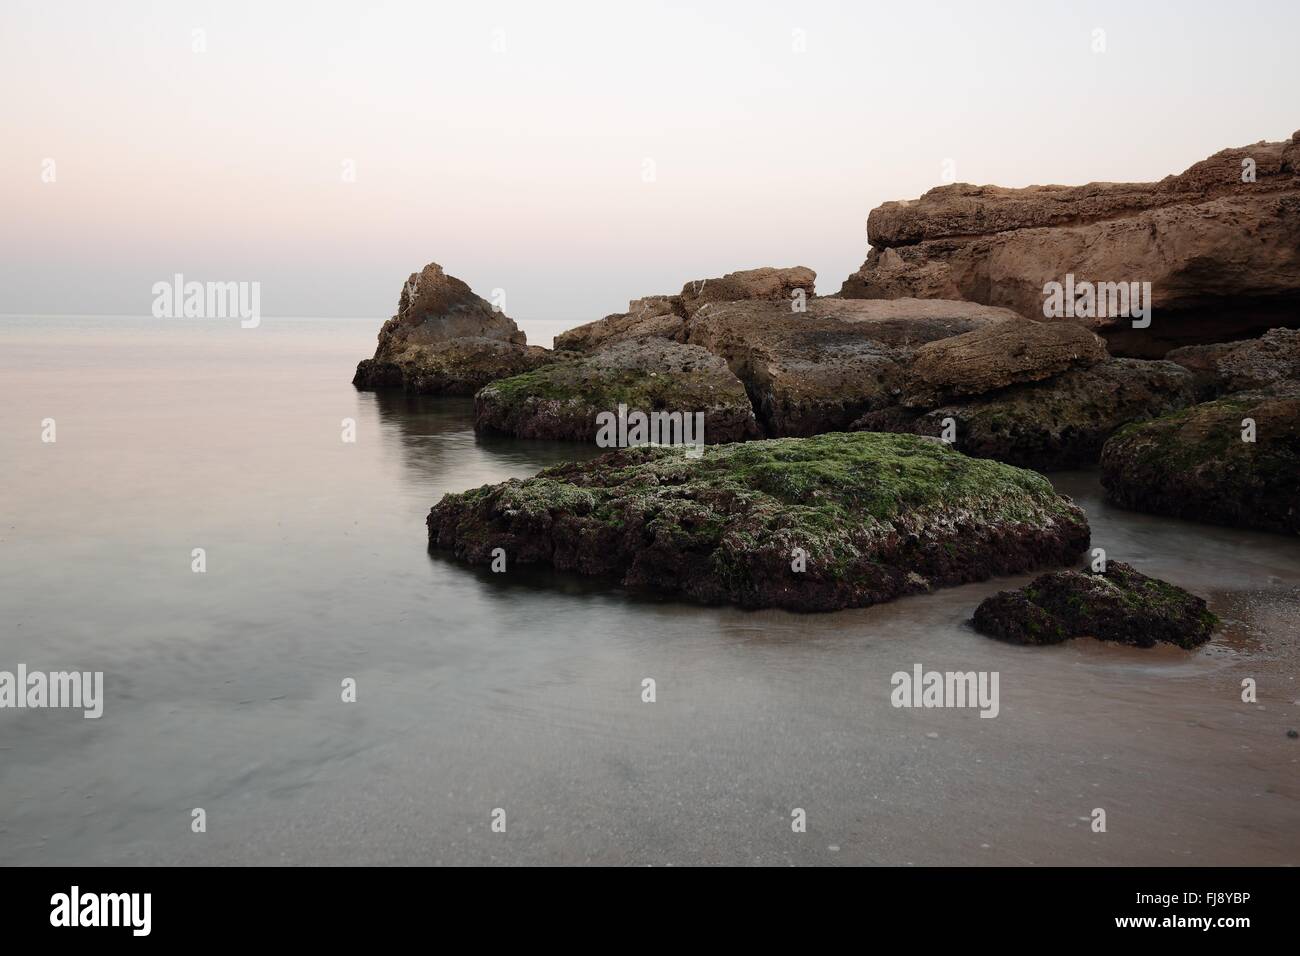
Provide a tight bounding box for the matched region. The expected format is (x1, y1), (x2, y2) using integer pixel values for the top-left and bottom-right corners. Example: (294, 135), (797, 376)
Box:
(856, 358), (1196, 470)
(682, 297), (1017, 436)
(972, 562), (1217, 648)
(678, 266), (816, 318)
(1216, 327), (1300, 392)
(428, 432), (1091, 612)
(1100, 387), (1300, 534)
(1163, 341), (1240, 398)
(1166, 328), (1300, 397)
(474, 337), (759, 443)
(841, 134), (1300, 357)
(396, 262), (525, 345)
(902, 318), (1108, 407)
(552, 266), (816, 353)
(552, 295), (686, 353)
(354, 261), (549, 394)
(354, 337), (553, 396)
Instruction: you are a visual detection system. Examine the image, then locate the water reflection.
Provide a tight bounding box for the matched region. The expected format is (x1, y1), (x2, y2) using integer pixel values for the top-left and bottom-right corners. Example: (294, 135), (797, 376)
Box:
(362, 387), (602, 489)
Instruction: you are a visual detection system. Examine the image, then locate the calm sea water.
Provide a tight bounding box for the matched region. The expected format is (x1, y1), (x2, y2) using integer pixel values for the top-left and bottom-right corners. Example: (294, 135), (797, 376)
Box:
(1, 316), (1297, 866)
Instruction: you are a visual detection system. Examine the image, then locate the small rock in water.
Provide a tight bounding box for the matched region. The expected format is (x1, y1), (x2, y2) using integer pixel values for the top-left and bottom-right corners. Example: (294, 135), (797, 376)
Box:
(972, 562), (1217, 649)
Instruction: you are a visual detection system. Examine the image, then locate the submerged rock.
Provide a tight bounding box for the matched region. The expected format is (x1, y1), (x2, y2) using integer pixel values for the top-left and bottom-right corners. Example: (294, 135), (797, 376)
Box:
(473, 337), (759, 443)
(841, 133), (1300, 356)
(856, 358), (1195, 470)
(353, 261), (551, 394)
(973, 562), (1217, 648)
(428, 432), (1090, 612)
(1100, 387), (1300, 534)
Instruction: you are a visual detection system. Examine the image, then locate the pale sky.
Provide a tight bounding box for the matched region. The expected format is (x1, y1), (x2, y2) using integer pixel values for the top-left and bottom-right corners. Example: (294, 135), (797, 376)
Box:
(2, 0), (1295, 328)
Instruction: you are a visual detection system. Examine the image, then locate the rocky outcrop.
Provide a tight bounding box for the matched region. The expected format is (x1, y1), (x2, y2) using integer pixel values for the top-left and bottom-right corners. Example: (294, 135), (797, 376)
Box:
(553, 266), (816, 352)
(552, 295), (686, 353)
(681, 297), (1017, 436)
(972, 562), (1217, 649)
(855, 358), (1196, 470)
(428, 432), (1090, 612)
(354, 262), (552, 394)
(354, 338), (553, 396)
(474, 337), (759, 443)
(1100, 386), (1300, 534)
(841, 133), (1300, 356)
(678, 266), (816, 318)
(901, 318), (1107, 407)
(1213, 327), (1300, 392)
(1166, 328), (1300, 397)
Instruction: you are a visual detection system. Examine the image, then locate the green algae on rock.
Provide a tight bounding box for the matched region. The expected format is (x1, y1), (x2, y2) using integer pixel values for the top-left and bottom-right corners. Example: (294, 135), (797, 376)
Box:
(474, 337), (759, 443)
(428, 432), (1090, 612)
(972, 562), (1218, 648)
(1100, 387), (1300, 534)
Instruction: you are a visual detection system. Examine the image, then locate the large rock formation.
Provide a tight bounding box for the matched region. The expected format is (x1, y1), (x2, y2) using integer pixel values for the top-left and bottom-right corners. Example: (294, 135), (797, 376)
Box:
(972, 562), (1217, 649)
(474, 337), (759, 443)
(680, 297), (1018, 436)
(841, 133), (1300, 356)
(1100, 385), (1300, 534)
(354, 262), (552, 394)
(428, 432), (1090, 612)
(553, 266), (816, 353)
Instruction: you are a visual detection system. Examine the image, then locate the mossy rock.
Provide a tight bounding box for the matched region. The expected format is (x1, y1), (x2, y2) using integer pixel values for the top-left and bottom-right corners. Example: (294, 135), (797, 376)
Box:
(428, 432), (1090, 611)
(1100, 387), (1300, 534)
(857, 358), (1196, 471)
(973, 562), (1218, 648)
(474, 337), (758, 442)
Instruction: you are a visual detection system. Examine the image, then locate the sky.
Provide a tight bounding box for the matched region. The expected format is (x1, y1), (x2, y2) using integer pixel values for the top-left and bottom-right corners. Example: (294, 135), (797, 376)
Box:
(2, 0), (1296, 330)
